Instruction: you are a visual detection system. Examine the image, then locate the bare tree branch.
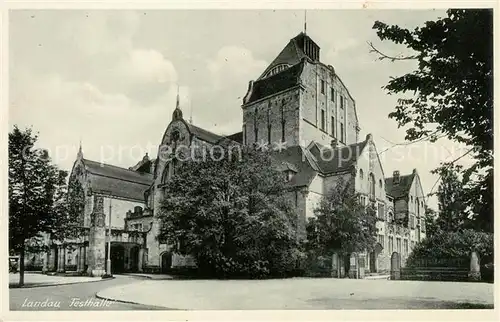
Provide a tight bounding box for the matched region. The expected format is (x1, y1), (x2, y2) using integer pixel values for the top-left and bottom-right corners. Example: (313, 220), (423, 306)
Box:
(367, 41), (419, 62)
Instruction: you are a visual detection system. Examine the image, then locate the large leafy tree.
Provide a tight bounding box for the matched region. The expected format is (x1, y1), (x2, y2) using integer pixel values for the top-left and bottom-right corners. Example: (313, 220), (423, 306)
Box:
(371, 9), (493, 232)
(433, 166), (470, 232)
(158, 146), (301, 278)
(306, 178), (378, 257)
(9, 126), (76, 286)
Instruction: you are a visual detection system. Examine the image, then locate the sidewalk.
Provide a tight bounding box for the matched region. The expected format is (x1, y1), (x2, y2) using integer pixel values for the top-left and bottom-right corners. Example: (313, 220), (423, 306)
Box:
(9, 272), (102, 288)
(120, 273), (174, 280)
(96, 277), (494, 310)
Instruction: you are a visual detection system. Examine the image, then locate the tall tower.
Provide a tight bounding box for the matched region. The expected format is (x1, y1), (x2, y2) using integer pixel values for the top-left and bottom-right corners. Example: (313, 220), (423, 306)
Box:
(242, 32), (360, 148)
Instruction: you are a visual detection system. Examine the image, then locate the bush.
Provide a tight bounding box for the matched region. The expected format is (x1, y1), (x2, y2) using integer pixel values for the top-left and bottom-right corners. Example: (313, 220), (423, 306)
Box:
(302, 251), (333, 277)
(407, 229), (493, 268)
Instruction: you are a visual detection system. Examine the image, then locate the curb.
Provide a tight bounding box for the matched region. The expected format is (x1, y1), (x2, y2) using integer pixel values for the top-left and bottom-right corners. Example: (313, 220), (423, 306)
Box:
(9, 277), (115, 289)
(95, 291), (178, 310)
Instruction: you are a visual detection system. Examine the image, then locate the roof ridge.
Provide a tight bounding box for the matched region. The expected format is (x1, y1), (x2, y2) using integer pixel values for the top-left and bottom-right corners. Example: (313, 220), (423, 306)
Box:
(87, 172), (152, 186)
(83, 158), (153, 176)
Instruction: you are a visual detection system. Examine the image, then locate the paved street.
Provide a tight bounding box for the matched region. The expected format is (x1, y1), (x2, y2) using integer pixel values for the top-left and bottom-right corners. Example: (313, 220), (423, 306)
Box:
(9, 272), (100, 288)
(9, 275), (165, 311)
(97, 278), (494, 310)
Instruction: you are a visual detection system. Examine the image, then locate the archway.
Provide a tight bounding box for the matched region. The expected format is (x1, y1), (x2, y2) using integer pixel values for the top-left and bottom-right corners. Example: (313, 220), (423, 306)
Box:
(161, 252), (172, 273)
(129, 245), (140, 272)
(109, 243), (125, 274)
(390, 252), (401, 280)
(370, 242), (384, 273)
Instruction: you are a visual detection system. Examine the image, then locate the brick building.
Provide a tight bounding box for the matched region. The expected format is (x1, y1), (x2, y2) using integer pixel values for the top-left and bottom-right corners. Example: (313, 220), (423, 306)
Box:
(43, 32), (426, 276)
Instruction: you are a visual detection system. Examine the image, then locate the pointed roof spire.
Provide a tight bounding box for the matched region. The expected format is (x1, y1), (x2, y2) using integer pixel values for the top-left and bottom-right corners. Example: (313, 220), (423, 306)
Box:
(172, 84), (183, 121)
(189, 96), (193, 124)
(304, 10), (307, 35)
(176, 84), (180, 110)
(77, 138), (83, 159)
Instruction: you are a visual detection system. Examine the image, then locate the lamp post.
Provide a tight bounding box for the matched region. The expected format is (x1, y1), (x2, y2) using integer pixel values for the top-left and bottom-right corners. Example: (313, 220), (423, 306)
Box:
(106, 197), (112, 276)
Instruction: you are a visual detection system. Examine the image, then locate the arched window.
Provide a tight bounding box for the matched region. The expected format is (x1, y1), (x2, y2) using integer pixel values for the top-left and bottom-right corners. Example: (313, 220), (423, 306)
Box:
(161, 163), (172, 183)
(368, 173), (376, 199)
(359, 169), (364, 180)
(388, 211), (394, 223)
(379, 179), (383, 189)
(263, 64), (291, 78)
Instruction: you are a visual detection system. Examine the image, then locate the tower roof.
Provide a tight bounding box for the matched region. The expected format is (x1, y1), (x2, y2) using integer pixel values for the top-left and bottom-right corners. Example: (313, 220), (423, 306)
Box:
(258, 32), (320, 80)
(244, 60), (305, 105)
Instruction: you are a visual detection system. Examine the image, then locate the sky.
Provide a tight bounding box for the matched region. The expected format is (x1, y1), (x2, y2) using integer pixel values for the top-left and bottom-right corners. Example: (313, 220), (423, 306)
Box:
(8, 9), (474, 210)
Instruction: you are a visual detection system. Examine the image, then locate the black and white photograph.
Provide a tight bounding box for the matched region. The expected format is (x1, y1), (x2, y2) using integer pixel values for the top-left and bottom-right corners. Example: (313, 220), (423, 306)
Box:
(3, 3), (496, 317)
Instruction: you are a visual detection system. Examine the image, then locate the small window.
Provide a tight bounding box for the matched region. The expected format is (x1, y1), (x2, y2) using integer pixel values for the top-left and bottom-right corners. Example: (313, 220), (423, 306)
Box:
(331, 116), (335, 136)
(378, 235), (385, 247)
(379, 179), (383, 189)
(368, 173), (375, 199)
(377, 203), (385, 219)
(410, 196), (413, 203)
(359, 169), (364, 180)
(340, 96), (345, 109)
(330, 87), (335, 101)
(321, 110), (325, 130)
(410, 215), (416, 229)
(321, 80), (325, 94)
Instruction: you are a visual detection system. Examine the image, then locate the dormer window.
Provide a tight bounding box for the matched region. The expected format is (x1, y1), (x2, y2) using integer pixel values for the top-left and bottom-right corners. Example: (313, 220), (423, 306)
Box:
(263, 64), (291, 78)
(284, 169), (296, 182)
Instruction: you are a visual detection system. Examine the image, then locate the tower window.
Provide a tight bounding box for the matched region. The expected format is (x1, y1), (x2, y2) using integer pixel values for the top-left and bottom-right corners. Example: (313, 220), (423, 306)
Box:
(321, 110), (325, 130)
(369, 173), (375, 199)
(330, 87), (335, 102)
(267, 108), (271, 145)
(254, 110), (258, 142)
(281, 103), (285, 143)
(331, 116), (335, 136)
(320, 80), (325, 94)
(340, 122), (345, 143)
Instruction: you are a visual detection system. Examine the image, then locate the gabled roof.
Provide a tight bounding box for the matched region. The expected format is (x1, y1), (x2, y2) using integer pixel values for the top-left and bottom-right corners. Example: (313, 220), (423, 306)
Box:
(244, 61), (305, 104)
(225, 131), (243, 144)
(385, 173), (415, 199)
(129, 154), (153, 173)
(272, 145), (318, 188)
(82, 159), (153, 202)
(307, 141), (368, 175)
(187, 123), (224, 144)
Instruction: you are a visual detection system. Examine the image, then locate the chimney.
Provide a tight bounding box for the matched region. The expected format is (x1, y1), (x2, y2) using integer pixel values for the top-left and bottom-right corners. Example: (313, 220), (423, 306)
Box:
(330, 139), (338, 149)
(393, 170), (400, 184)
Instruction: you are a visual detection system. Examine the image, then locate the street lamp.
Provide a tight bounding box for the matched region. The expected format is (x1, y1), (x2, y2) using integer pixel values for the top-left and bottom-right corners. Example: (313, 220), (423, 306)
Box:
(100, 191), (113, 276)
(107, 197), (112, 276)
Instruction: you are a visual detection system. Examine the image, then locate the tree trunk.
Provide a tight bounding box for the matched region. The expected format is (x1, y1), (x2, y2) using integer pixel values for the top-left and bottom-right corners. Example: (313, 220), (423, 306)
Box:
(19, 242), (25, 287)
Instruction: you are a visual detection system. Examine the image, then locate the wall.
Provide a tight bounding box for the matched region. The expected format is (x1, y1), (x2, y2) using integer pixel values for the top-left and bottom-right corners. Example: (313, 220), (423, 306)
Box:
(102, 197), (144, 229)
(407, 172), (427, 242)
(305, 174), (324, 219)
(299, 62), (358, 147)
(242, 88), (301, 148)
